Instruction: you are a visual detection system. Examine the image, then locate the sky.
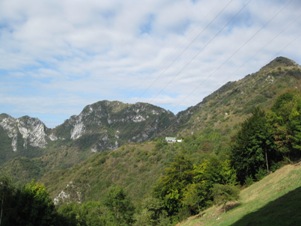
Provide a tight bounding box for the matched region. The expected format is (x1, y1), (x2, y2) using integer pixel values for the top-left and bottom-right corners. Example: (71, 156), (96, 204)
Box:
(0, 0), (300, 128)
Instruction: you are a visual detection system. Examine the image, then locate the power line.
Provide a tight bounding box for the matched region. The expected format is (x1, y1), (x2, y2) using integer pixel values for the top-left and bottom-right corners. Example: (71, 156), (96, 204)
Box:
(229, 12), (298, 77)
(108, 0), (238, 142)
(146, 0), (252, 106)
(149, 0), (297, 138)
(183, 0), (293, 105)
(137, 0), (235, 99)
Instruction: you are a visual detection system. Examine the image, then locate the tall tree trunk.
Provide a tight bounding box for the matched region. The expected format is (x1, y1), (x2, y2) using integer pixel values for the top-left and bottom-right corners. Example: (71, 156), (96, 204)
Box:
(265, 149), (269, 173)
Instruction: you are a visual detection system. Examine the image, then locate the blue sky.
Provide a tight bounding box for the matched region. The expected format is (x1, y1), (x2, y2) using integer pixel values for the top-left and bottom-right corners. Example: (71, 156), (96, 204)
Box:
(0, 0), (300, 128)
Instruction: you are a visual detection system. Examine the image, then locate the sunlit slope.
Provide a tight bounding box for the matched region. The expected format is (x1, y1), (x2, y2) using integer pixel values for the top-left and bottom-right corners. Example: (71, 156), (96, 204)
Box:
(179, 163), (301, 226)
(175, 56), (301, 138)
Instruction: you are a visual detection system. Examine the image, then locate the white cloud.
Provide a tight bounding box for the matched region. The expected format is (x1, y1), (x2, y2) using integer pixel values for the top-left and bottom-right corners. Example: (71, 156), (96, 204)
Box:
(0, 0), (300, 127)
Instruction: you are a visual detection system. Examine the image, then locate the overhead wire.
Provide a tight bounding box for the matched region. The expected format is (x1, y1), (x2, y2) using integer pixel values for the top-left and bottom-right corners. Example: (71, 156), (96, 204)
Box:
(80, 0), (297, 147)
(153, 0), (297, 138)
(182, 0), (293, 105)
(147, 0), (253, 105)
(228, 12), (298, 78)
(137, 0), (235, 99)
(109, 0), (238, 142)
(114, 0), (254, 141)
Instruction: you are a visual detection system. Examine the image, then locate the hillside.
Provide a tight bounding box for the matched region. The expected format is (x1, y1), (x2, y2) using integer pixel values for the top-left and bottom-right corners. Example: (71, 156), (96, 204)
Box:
(175, 56), (301, 138)
(0, 56), (301, 220)
(178, 163), (301, 226)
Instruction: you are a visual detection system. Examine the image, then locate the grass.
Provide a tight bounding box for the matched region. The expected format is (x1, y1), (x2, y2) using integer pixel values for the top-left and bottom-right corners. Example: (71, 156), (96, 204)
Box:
(178, 163), (301, 226)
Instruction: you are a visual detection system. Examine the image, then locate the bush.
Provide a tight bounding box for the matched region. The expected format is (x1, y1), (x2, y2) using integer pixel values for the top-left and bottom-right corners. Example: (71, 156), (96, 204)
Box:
(212, 184), (239, 212)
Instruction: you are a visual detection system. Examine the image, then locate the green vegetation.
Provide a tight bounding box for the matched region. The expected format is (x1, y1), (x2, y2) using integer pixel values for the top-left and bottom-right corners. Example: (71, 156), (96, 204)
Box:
(1, 57), (301, 225)
(0, 177), (66, 225)
(57, 186), (135, 226)
(231, 91), (301, 184)
(212, 184), (239, 212)
(178, 163), (301, 226)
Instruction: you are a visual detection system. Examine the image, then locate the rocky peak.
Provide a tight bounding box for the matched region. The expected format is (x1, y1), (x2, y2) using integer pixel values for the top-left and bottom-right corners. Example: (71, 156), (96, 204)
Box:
(0, 114), (48, 152)
(52, 100), (176, 152)
(17, 116), (48, 148)
(260, 56), (298, 72)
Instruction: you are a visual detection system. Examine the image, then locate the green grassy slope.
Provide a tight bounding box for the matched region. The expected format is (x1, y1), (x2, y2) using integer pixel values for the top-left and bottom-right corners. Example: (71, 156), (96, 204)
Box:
(178, 163), (301, 226)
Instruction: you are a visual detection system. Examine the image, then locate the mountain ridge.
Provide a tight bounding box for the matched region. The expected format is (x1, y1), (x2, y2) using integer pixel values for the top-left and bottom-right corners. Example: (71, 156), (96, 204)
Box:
(1, 56), (301, 155)
(0, 100), (176, 157)
(1, 56), (301, 184)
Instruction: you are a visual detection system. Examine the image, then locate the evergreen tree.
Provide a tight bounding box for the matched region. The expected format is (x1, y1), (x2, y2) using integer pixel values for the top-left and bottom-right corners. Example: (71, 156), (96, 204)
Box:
(270, 92), (301, 160)
(230, 108), (274, 184)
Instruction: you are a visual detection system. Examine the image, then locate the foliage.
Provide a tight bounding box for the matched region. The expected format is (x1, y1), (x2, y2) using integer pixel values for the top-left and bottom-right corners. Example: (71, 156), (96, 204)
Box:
(178, 164), (301, 226)
(104, 186), (135, 225)
(58, 201), (112, 226)
(186, 157), (236, 213)
(269, 91), (301, 160)
(153, 155), (237, 223)
(231, 91), (301, 184)
(212, 184), (239, 211)
(153, 155), (194, 218)
(134, 197), (169, 226)
(0, 177), (68, 226)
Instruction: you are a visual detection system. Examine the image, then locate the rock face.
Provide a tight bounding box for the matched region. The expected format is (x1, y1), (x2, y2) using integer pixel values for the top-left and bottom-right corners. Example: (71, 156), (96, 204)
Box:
(0, 114), (48, 152)
(52, 101), (176, 152)
(0, 101), (176, 159)
(0, 100), (177, 155)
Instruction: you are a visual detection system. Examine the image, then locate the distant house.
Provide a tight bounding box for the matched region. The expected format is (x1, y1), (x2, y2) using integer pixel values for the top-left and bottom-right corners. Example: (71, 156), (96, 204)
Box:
(165, 137), (176, 143)
(165, 137), (182, 143)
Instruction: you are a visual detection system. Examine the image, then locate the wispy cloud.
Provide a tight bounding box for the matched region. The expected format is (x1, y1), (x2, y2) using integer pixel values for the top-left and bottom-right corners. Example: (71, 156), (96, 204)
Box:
(0, 0), (300, 127)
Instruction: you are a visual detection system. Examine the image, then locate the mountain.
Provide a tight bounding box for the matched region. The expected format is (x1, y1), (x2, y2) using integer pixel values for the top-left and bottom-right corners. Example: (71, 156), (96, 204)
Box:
(0, 101), (176, 168)
(0, 114), (49, 151)
(0, 114), (50, 164)
(51, 100), (175, 152)
(38, 56), (301, 206)
(1, 56), (300, 159)
(174, 56), (301, 138)
(1, 56), (301, 206)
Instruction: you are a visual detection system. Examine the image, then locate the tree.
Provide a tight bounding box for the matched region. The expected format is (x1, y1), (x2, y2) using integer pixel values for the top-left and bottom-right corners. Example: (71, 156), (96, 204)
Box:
(104, 186), (135, 225)
(153, 155), (194, 217)
(0, 178), (68, 226)
(185, 157), (236, 213)
(0, 177), (16, 226)
(270, 92), (301, 160)
(230, 108), (275, 184)
(134, 197), (168, 226)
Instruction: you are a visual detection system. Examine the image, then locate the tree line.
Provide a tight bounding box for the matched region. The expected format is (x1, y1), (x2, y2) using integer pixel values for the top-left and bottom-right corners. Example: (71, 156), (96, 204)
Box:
(0, 178), (135, 226)
(231, 91), (301, 184)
